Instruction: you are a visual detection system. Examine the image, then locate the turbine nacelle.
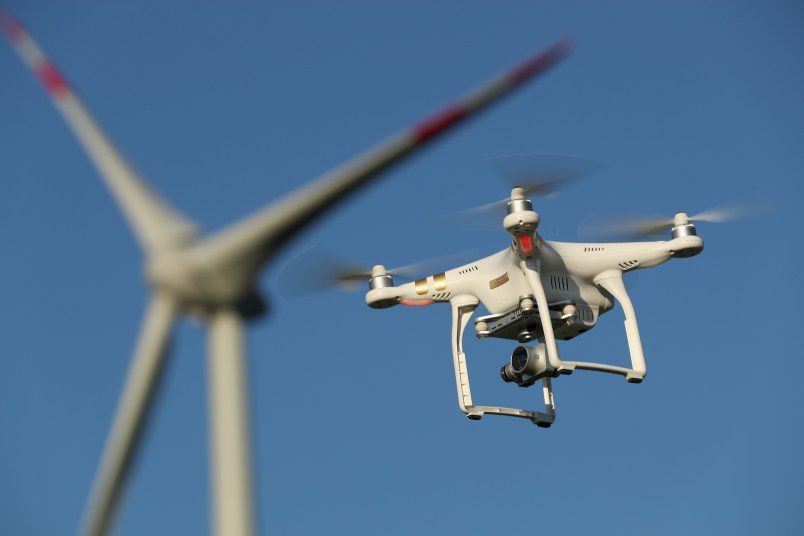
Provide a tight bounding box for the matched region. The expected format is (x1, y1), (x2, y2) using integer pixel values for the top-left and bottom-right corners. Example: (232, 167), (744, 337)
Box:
(146, 246), (267, 316)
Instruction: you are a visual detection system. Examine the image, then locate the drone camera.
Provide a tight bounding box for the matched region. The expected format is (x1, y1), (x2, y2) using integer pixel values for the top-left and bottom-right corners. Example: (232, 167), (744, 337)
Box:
(500, 363), (520, 383)
(500, 344), (554, 387)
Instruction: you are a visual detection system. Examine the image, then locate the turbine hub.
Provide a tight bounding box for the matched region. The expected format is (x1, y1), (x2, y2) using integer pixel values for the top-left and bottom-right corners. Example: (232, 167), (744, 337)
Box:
(145, 250), (258, 312)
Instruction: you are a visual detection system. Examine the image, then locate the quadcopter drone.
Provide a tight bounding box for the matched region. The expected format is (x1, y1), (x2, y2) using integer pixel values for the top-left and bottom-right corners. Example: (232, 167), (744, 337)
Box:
(283, 155), (761, 427)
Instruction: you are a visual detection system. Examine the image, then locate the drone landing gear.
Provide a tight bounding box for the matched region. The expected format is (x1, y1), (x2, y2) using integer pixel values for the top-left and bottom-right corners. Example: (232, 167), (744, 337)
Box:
(450, 296), (556, 427)
(523, 260), (647, 382)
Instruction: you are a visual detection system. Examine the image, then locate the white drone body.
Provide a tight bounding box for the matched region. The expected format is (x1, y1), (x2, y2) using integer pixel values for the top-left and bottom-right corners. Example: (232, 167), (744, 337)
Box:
(365, 188), (704, 426)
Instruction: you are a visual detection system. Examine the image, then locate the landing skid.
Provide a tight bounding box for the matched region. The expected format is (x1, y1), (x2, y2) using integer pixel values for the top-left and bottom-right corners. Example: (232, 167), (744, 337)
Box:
(451, 297), (556, 426)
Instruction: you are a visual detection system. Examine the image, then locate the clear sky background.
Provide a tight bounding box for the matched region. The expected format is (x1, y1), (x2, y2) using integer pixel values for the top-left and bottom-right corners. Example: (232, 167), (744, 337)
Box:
(1, 1), (802, 535)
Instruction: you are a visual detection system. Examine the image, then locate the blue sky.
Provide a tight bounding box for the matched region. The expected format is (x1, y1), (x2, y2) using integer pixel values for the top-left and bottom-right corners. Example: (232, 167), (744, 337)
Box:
(1, 1), (802, 535)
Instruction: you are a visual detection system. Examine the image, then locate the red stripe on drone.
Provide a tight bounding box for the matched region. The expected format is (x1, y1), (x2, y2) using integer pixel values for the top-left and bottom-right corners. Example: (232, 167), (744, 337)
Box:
(35, 61), (69, 96)
(413, 105), (467, 143)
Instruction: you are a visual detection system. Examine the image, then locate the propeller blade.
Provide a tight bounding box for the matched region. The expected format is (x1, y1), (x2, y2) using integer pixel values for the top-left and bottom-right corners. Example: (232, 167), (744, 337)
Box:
(578, 191), (776, 239)
(2, 11), (198, 253)
(277, 247), (371, 295)
(80, 293), (179, 536)
(207, 310), (255, 536)
(691, 192), (776, 224)
(578, 213), (673, 239)
(491, 153), (605, 196)
(277, 246), (475, 296)
(449, 153), (603, 227)
(192, 38), (573, 278)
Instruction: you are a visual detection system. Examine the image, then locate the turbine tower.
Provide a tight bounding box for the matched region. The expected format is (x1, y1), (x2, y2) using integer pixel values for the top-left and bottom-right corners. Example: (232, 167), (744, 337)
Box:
(2, 11), (571, 536)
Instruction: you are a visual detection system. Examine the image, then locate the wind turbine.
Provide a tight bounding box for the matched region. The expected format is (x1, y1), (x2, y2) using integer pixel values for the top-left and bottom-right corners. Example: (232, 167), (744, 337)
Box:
(2, 11), (571, 536)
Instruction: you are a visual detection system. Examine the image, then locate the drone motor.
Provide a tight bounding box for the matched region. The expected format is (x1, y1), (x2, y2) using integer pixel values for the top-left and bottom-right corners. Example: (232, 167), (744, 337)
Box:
(368, 265), (394, 290)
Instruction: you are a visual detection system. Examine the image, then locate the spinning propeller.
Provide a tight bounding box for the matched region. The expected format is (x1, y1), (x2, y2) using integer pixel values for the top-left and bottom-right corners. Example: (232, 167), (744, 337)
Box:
(450, 153), (604, 225)
(278, 247), (474, 296)
(491, 153), (605, 196)
(578, 192), (776, 239)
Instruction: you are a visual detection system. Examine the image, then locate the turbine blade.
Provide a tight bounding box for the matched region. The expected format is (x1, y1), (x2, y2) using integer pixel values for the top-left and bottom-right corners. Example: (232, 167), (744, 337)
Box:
(194, 38), (573, 278)
(80, 293), (179, 536)
(1, 12), (197, 253)
(207, 310), (255, 536)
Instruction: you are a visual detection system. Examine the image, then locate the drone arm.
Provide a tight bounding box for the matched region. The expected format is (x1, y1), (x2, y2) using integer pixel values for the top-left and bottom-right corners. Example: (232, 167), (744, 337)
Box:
(594, 270), (646, 382)
(449, 295), (556, 426)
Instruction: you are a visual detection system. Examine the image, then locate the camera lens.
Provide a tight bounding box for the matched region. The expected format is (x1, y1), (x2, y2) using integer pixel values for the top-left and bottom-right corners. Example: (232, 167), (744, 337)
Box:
(500, 364), (518, 383)
(511, 346), (530, 374)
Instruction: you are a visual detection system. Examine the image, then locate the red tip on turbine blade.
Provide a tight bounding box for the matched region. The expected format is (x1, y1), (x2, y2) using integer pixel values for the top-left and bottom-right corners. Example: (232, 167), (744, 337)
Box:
(0, 10), (25, 42)
(508, 37), (574, 85)
(35, 60), (70, 96)
(413, 105), (468, 143)
(0, 11), (70, 97)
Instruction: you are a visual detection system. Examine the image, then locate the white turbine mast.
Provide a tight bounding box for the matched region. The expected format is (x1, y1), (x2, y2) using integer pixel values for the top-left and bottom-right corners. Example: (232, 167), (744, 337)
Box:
(2, 11), (571, 536)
